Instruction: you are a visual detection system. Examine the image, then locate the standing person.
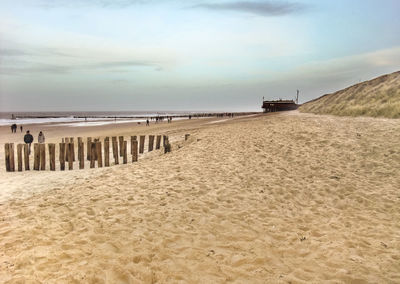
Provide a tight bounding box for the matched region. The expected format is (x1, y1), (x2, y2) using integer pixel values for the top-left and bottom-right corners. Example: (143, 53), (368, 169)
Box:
(38, 131), (45, 143)
(20, 125), (23, 132)
(24, 130), (34, 154)
(146, 119), (149, 126)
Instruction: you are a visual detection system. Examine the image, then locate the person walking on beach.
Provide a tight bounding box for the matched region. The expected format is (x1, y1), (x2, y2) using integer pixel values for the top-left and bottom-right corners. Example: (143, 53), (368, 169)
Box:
(20, 125), (23, 132)
(24, 130), (34, 154)
(146, 119), (149, 126)
(38, 131), (45, 143)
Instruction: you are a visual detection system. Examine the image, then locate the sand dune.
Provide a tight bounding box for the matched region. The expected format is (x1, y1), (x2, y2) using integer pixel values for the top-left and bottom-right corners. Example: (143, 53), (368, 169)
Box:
(0, 113), (399, 283)
(300, 71), (400, 118)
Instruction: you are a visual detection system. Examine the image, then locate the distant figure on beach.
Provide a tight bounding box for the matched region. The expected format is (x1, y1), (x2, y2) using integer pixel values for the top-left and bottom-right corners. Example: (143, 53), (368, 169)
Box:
(146, 119), (149, 126)
(20, 125), (23, 132)
(11, 124), (17, 133)
(38, 131), (45, 143)
(24, 130), (34, 154)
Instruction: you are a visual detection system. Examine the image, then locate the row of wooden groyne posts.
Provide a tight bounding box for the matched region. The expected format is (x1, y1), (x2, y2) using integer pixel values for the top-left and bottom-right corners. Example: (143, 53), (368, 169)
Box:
(3, 134), (189, 172)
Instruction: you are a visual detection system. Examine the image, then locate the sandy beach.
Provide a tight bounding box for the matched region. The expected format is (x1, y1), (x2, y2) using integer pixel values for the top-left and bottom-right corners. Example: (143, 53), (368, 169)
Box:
(0, 112), (400, 283)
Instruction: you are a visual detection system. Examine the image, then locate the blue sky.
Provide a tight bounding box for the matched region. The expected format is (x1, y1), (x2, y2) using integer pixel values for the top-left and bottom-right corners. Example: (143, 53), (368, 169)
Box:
(1, 0), (399, 111)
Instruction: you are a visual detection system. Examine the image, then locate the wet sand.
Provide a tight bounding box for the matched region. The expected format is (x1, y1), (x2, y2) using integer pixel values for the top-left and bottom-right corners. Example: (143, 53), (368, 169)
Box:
(0, 112), (399, 283)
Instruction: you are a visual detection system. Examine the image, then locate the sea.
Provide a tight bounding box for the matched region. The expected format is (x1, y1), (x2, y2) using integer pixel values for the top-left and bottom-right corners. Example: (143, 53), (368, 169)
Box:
(0, 111), (198, 127)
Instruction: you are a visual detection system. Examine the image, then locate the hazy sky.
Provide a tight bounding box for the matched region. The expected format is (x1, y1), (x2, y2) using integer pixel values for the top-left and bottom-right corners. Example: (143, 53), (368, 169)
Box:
(1, 0), (399, 111)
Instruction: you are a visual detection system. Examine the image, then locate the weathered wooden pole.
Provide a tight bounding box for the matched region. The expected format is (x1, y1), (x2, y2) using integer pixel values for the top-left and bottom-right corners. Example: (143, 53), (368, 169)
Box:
(139, 135), (145, 154)
(96, 141), (103, 168)
(164, 136), (171, 153)
(148, 135), (155, 152)
(33, 143), (40, 171)
(4, 143), (14, 172)
(70, 137), (75, 162)
(185, 134), (190, 141)
(112, 137), (119, 165)
(24, 144), (30, 171)
(77, 137), (82, 161)
(163, 135), (167, 147)
(65, 137), (70, 162)
(4, 144), (10, 172)
(9, 143), (15, 172)
(104, 137), (110, 167)
(119, 136), (124, 156)
(17, 144), (23, 172)
(122, 141), (127, 164)
(131, 136), (137, 154)
(78, 141), (84, 169)
(68, 143), (74, 170)
(90, 142), (96, 168)
(48, 143), (56, 171)
(156, 135), (161, 149)
(40, 143), (46, 170)
(132, 140), (138, 162)
(87, 137), (92, 160)
(59, 143), (66, 171)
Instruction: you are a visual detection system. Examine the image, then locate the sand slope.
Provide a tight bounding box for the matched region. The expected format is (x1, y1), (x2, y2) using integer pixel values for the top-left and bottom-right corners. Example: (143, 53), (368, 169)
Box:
(1, 113), (400, 283)
(300, 71), (400, 118)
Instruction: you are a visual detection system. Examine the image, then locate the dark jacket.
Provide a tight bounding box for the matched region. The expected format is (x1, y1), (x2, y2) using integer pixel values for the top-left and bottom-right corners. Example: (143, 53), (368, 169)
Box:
(24, 134), (33, 144)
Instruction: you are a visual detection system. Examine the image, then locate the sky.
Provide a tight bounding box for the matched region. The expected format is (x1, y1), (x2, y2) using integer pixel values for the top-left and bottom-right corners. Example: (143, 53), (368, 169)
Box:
(0, 0), (399, 112)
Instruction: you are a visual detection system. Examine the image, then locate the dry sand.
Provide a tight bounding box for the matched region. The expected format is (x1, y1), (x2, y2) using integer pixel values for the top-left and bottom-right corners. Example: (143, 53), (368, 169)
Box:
(0, 112), (399, 283)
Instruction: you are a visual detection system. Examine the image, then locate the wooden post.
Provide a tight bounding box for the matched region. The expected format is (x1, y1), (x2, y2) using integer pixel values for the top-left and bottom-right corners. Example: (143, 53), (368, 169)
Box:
(70, 137), (75, 162)
(93, 138), (99, 160)
(59, 143), (65, 171)
(185, 134), (190, 141)
(40, 143), (46, 170)
(119, 136), (124, 156)
(4, 144), (9, 172)
(65, 137), (70, 162)
(33, 143), (40, 171)
(24, 144), (30, 171)
(96, 141), (103, 168)
(17, 144), (23, 172)
(131, 136), (137, 154)
(163, 135), (167, 147)
(164, 136), (171, 153)
(9, 143), (15, 172)
(78, 142), (84, 169)
(139, 135), (145, 154)
(112, 137), (119, 165)
(77, 137), (82, 161)
(68, 143), (74, 170)
(132, 140), (138, 162)
(122, 141), (127, 164)
(148, 135), (155, 152)
(4, 143), (14, 172)
(90, 142), (96, 168)
(156, 135), (161, 149)
(48, 143), (56, 171)
(104, 138), (110, 167)
(87, 137), (92, 160)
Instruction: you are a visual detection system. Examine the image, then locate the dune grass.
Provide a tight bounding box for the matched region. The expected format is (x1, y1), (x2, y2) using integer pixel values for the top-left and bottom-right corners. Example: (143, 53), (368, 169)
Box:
(300, 71), (400, 118)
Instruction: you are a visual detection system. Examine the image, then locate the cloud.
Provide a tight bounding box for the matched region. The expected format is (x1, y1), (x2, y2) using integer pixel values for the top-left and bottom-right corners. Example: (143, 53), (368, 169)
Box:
(192, 1), (309, 16)
(35, 0), (156, 9)
(0, 48), (29, 56)
(0, 59), (161, 75)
